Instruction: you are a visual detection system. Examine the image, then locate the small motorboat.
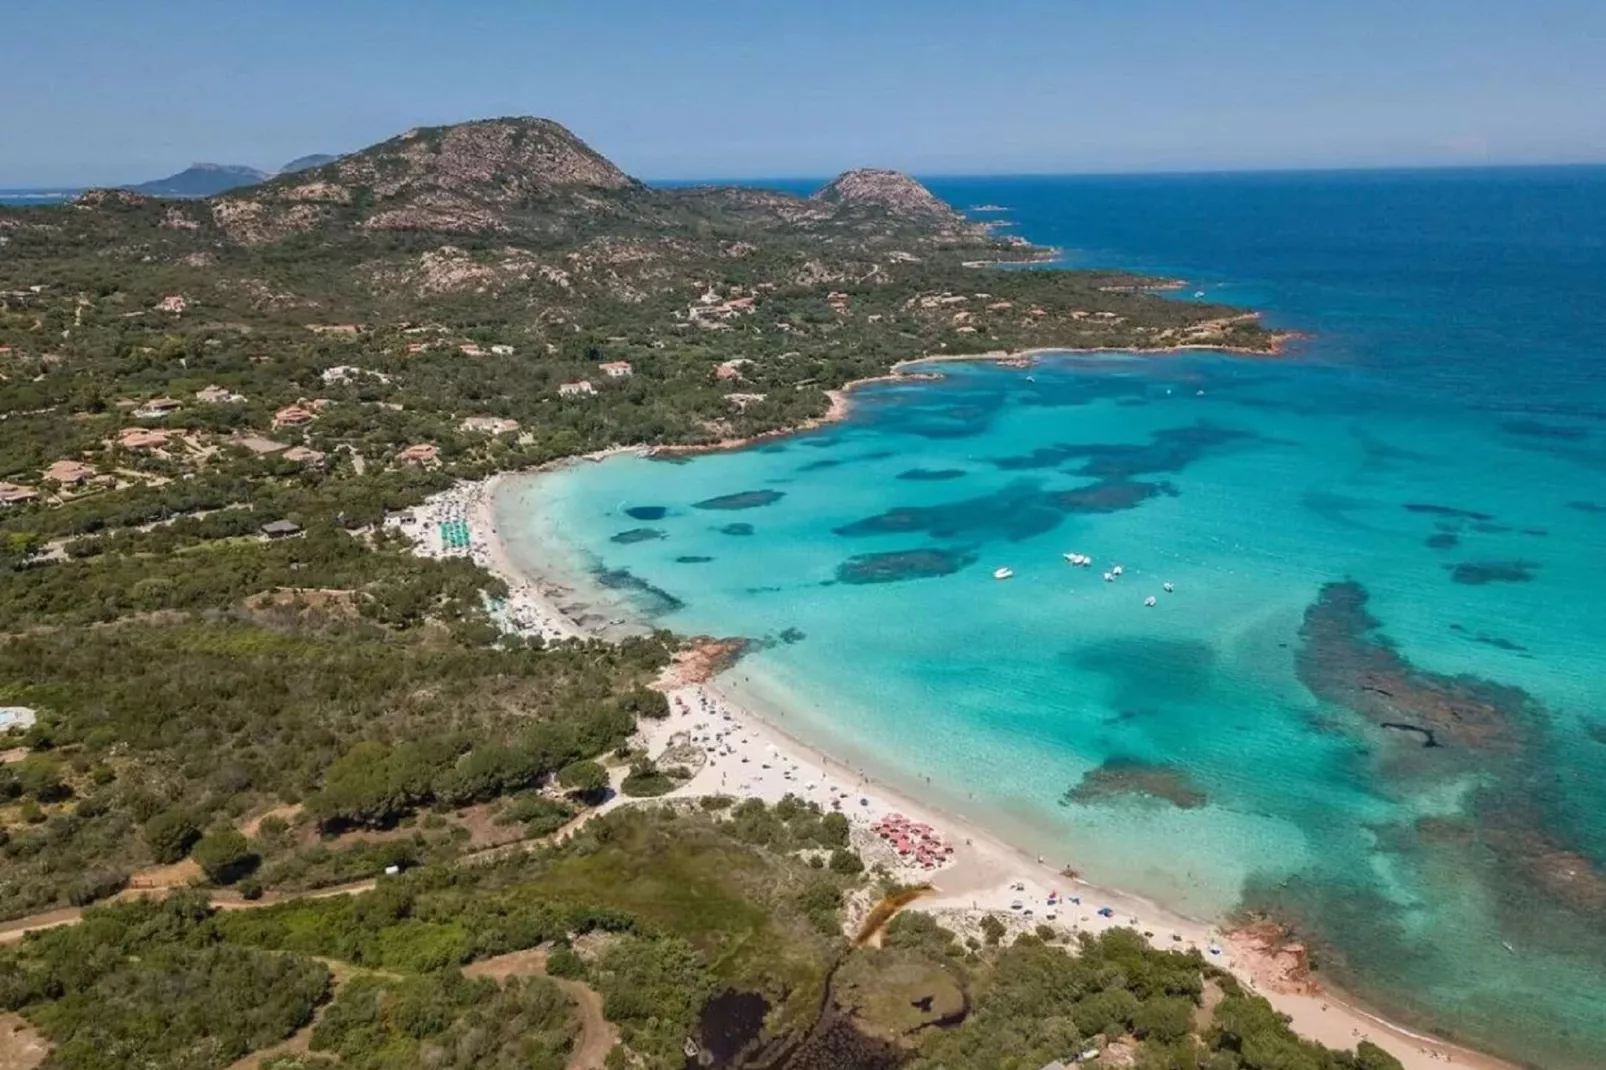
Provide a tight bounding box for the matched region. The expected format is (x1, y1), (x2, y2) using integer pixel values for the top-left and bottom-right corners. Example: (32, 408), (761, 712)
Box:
(1162, 582), (1175, 593)
(1144, 596), (1158, 607)
(1103, 572), (1114, 582)
(993, 567), (1015, 580)
(1112, 565), (1124, 577)
(1193, 290), (1205, 298)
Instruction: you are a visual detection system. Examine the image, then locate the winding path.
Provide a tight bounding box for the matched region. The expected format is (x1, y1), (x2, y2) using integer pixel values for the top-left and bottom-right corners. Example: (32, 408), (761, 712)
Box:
(463, 948), (618, 1070)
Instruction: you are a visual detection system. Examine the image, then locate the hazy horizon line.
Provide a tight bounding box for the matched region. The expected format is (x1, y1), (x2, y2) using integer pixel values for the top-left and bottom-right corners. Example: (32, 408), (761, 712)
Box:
(4, 158), (1605, 194)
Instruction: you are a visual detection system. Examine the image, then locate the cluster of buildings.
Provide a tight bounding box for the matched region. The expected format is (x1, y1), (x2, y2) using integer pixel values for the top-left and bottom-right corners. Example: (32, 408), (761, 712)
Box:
(557, 359), (632, 399)
(681, 285), (761, 330)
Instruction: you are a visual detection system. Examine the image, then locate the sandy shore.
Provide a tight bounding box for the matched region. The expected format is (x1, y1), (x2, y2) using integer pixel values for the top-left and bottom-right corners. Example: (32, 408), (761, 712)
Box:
(390, 468), (1518, 1070)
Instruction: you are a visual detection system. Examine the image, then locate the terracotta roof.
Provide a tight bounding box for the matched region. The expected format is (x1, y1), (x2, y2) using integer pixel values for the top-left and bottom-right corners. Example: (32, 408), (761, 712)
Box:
(273, 405), (315, 427)
(397, 443), (440, 464)
(117, 427), (170, 449)
(43, 460), (95, 484)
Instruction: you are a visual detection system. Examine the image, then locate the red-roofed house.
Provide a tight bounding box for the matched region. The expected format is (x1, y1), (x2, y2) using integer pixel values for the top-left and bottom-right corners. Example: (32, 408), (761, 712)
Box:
(43, 460), (95, 486)
(273, 405), (316, 428)
(598, 361), (633, 378)
(0, 483), (39, 506)
(397, 443), (440, 466)
(116, 427), (170, 450)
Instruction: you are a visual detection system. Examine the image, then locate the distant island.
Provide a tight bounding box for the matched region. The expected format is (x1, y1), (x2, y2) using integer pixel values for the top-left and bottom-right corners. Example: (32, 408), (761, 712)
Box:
(121, 152), (344, 198)
(124, 161), (271, 197)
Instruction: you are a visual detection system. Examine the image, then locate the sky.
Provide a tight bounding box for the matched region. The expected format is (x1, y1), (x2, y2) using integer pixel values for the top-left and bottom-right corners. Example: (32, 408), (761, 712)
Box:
(3, 0), (1605, 186)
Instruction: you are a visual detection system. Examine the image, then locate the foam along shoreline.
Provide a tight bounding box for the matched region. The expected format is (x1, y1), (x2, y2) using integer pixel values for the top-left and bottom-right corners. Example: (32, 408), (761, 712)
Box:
(396, 472), (1514, 1070)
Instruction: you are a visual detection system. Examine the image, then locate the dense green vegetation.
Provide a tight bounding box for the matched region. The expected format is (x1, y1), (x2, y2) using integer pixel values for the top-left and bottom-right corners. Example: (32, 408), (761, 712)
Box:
(0, 611), (669, 917)
(305, 972), (576, 1070)
(0, 118), (1336, 1069)
(0, 894), (331, 1069)
(0, 805), (1398, 1070)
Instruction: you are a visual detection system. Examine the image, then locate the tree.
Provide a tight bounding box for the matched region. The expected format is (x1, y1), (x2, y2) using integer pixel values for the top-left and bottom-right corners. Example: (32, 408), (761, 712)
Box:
(1134, 996), (1195, 1044)
(143, 808), (201, 864)
(558, 759), (609, 804)
(979, 914), (1006, 945)
(827, 848), (863, 875)
(192, 827), (257, 884)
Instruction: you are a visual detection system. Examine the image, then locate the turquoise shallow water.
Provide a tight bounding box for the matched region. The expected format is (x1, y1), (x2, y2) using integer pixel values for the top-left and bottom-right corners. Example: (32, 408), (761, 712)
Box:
(499, 169), (1606, 1068)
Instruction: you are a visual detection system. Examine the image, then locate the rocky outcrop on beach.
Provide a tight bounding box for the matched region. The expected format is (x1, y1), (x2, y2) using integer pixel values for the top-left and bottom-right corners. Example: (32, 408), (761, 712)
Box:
(1228, 916), (1319, 995)
(658, 637), (751, 687)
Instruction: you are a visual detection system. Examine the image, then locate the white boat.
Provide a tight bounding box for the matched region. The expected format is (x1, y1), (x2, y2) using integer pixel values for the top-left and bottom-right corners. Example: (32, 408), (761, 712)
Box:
(1112, 565), (1124, 577)
(993, 567), (1015, 580)
(1193, 290), (1205, 298)
(1144, 596), (1158, 607)
(1103, 572), (1114, 583)
(1063, 552), (1089, 566)
(1162, 582), (1175, 593)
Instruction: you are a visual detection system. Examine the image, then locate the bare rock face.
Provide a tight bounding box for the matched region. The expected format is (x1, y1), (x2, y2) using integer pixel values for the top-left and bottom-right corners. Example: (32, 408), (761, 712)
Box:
(72, 188), (150, 209)
(214, 117), (644, 241)
(327, 117), (638, 199)
(811, 168), (960, 222)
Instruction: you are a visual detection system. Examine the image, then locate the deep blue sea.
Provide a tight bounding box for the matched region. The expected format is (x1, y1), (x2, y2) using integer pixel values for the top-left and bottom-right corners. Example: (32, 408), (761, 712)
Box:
(503, 167), (1606, 1068)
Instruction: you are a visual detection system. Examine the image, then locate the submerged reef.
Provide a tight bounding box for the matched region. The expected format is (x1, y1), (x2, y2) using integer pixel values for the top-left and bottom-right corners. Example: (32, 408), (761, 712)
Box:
(1062, 759), (1208, 810)
(1296, 580), (1533, 754)
(988, 422), (1261, 478)
(593, 567), (685, 615)
(833, 478), (1174, 544)
(1446, 559), (1539, 585)
(695, 489), (786, 510)
(836, 547), (978, 584)
(1049, 478), (1178, 513)
(610, 527), (665, 544)
(896, 467), (967, 481)
(625, 505), (669, 521)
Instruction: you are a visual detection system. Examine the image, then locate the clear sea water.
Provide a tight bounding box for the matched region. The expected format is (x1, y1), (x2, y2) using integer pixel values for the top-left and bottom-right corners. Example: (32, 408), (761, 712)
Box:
(0, 188), (80, 204)
(500, 167), (1606, 1068)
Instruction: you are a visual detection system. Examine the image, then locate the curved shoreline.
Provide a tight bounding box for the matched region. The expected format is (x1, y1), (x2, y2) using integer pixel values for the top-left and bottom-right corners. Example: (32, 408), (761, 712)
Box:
(407, 461), (1518, 1070)
(653, 332), (1299, 459)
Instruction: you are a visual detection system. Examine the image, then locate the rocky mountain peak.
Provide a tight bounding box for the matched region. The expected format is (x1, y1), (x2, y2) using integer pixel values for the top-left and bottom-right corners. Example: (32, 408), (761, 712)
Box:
(314, 117), (638, 195)
(810, 168), (959, 221)
(212, 117), (644, 240)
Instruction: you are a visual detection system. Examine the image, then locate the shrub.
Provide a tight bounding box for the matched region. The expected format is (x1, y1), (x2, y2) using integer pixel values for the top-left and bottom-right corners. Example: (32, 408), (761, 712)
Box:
(827, 848), (864, 875)
(557, 760), (609, 804)
(143, 808), (201, 863)
(979, 914), (1006, 945)
(546, 946), (586, 979)
(193, 827), (258, 884)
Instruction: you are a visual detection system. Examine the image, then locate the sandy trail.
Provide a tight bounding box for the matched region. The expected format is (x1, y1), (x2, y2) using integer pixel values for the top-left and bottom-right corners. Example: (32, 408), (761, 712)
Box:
(464, 948), (618, 1070)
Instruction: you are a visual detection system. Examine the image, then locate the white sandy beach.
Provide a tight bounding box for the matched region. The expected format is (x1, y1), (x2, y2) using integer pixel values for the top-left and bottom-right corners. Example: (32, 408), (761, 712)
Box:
(401, 476), (1511, 1070)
